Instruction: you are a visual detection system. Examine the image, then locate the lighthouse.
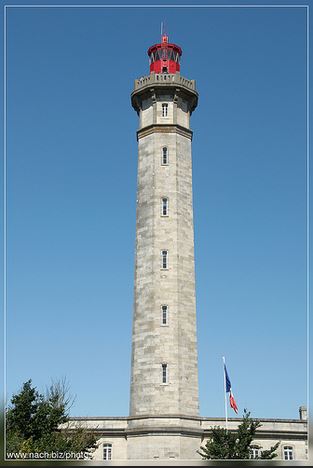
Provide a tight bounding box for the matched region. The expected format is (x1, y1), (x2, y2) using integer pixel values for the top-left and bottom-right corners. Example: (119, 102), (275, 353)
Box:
(130, 33), (199, 419)
(68, 32), (308, 463)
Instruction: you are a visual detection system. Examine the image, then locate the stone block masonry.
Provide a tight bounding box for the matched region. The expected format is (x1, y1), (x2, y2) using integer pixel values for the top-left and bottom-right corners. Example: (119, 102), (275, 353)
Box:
(130, 73), (199, 418)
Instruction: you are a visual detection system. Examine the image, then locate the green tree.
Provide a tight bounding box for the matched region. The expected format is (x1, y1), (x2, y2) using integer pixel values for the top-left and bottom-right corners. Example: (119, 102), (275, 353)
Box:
(198, 409), (279, 460)
(6, 379), (97, 458)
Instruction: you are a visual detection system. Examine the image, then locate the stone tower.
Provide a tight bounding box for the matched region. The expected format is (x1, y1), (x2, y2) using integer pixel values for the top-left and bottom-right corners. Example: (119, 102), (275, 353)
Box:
(130, 33), (199, 418)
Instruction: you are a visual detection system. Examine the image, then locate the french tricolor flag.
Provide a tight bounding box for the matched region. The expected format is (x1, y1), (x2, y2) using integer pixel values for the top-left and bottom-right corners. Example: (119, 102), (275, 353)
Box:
(224, 362), (238, 414)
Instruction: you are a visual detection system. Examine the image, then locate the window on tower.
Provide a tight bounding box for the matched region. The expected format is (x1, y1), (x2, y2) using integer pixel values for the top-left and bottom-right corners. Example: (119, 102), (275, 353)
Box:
(162, 147), (168, 165)
(161, 197), (169, 216)
(162, 363), (168, 384)
(162, 103), (168, 117)
(161, 305), (168, 325)
(161, 250), (168, 269)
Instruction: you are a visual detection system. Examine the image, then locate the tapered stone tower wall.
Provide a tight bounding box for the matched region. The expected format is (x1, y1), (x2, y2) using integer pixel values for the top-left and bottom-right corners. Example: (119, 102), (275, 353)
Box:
(130, 72), (199, 417)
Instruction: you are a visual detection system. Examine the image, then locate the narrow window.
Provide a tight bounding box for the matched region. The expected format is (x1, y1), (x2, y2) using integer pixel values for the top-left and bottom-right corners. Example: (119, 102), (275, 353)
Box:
(161, 250), (168, 269)
(103, 443), (112, 460)
(161, 305), (168, 325)
(162, 363), (168, 383)
(162, 147), (168, 165)
(283, 446), (293, 461)
(161, 197), (168, 216)
(162, 103), (168, 117)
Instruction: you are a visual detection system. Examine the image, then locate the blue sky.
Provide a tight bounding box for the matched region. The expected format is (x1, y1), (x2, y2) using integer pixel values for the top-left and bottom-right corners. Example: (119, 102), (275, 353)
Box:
(2, 2), (309, 420)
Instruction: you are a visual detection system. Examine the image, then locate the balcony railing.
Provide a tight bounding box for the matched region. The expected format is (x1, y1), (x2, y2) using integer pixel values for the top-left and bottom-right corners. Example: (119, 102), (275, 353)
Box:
(134, 73), (196, 91)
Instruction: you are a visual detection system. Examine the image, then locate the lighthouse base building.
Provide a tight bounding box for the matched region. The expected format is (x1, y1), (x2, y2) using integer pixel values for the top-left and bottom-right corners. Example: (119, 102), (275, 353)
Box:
(66, 411), (308, 462)
(66, 34), (308, 463)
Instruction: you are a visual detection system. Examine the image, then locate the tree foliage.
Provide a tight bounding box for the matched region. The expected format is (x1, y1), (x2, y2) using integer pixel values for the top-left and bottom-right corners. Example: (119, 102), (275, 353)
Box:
(6, 379), (97, 458)
(198, 409), (279, 460)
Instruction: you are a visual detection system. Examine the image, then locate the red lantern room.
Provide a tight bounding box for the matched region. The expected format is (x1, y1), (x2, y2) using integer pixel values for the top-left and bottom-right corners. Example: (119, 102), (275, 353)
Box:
(148, 33), (182, 74)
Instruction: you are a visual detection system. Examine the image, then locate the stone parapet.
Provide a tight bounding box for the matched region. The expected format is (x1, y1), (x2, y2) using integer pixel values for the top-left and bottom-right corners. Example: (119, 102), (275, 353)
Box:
(133, 73), (196, 92)
(67, 415), (308, 438)
(131, 73), (198, 115)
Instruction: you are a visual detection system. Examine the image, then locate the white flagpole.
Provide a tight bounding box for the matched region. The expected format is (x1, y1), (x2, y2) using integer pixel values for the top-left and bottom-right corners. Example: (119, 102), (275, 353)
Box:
(222, 356), (228, 430)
